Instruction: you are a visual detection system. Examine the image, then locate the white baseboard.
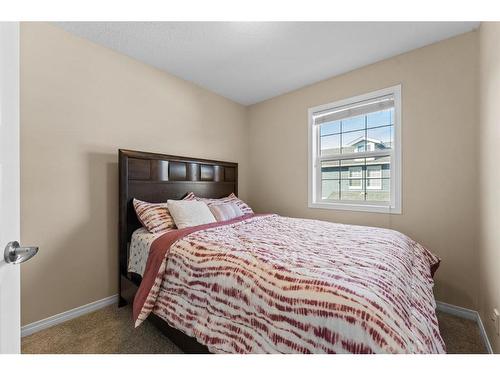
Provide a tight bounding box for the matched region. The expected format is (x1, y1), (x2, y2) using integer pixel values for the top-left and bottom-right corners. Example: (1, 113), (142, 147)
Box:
(21, 294), (118, 338)
(436, 300), (493, 354)
(476, 311), (494, 354)
(436, 301), (477, 320)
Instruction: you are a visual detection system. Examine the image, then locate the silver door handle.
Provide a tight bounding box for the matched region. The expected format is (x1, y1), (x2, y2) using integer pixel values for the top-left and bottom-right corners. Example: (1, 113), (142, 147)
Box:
(4, 241), (38, 264)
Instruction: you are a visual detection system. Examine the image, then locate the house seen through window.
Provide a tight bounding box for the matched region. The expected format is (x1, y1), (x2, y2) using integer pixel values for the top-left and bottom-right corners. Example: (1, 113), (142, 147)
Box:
(309, 86), (401, 213)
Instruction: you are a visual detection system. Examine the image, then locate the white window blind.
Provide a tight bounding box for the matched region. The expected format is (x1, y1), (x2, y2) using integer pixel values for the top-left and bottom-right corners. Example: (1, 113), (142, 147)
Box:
(313, 94), (394, 125)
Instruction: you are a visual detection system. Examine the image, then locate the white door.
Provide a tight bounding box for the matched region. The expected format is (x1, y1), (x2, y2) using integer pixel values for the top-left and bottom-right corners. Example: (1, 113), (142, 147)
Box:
(0, 22), (37, 354)
(0, 21), (21, 354)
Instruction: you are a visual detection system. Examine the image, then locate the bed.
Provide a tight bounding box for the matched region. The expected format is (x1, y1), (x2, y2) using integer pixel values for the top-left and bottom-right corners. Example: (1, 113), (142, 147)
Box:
(118, 149), (445, 354)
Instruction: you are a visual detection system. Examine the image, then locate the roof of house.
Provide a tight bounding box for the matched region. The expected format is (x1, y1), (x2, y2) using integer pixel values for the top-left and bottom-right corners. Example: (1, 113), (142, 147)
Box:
(345, 136), (386, 147)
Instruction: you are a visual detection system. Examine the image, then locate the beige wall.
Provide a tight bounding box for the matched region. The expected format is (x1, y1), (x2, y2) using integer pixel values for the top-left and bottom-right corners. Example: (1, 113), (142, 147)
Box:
(247, 32), (479, 310)
(20, 23), (249, 325)
(479, 22), (500, 353)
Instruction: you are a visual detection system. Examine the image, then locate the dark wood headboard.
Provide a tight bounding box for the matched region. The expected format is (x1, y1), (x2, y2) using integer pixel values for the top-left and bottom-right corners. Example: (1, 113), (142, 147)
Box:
(118, 149), (238, 295)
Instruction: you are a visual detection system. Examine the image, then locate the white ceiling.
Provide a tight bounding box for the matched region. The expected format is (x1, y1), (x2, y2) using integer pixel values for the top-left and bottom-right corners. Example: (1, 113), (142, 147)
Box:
(54, 22), (479, 105)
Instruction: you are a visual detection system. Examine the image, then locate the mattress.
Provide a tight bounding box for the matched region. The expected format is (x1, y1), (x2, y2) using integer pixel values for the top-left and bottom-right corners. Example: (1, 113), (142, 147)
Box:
(128, 227), (164, 276)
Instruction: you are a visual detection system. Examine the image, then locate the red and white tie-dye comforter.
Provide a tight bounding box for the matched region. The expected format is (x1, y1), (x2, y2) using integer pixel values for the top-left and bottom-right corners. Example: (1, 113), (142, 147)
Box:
(133, 214), (445, 353)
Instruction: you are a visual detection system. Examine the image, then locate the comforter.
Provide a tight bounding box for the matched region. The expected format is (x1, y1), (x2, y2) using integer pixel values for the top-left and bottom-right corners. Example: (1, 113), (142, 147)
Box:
(133, 214), (445, 353)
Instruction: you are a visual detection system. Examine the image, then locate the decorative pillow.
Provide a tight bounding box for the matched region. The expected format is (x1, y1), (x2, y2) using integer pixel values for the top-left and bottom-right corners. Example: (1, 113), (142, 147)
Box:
(187, 192), (254, 214)
(133, 198), (175, 233)
(209, 203), (244, 222)
(183, 192), (197, 201)
(226, 193), (253, 214)
(167, 200), (216, 229)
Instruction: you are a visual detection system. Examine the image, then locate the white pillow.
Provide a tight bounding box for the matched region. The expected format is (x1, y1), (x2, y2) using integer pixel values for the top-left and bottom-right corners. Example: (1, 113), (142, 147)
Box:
(167, 200), (216, 229)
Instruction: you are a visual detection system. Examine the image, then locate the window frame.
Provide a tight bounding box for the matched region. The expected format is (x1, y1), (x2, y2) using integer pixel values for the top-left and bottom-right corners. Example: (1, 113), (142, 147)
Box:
(308, 85), (402, 214)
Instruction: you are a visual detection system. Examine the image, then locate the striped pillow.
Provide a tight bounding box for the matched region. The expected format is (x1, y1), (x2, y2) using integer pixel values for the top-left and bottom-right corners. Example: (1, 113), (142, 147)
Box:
(183, 192), (197, 201)
(133, 198), (175, 233)
(226, 193), (253, 214)
(209, 203), (244, 222)
(186, 192), (254, 214)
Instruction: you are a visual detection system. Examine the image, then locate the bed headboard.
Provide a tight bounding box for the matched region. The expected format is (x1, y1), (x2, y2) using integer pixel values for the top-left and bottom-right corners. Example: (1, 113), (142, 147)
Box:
(118, 149), (238, 279)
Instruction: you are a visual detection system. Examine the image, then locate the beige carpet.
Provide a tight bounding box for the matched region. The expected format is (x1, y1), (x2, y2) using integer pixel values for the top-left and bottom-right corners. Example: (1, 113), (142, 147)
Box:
(21, 305), (487, 354)
(436, 310), (487, 354)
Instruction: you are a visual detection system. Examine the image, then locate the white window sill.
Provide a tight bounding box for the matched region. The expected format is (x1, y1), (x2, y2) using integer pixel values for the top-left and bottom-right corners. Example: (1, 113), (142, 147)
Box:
(308, 201), (401, 214)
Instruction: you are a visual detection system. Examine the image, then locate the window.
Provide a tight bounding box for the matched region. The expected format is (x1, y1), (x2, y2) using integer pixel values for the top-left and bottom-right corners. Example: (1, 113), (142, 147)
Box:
(348, 166), (363, 190)
(308, 85), (401, 213)
(366, 165), (382, 190)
